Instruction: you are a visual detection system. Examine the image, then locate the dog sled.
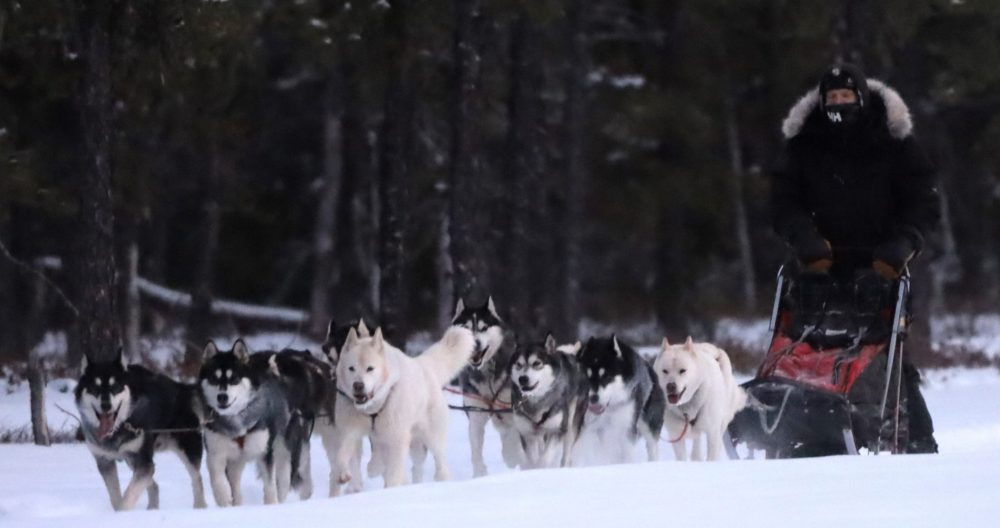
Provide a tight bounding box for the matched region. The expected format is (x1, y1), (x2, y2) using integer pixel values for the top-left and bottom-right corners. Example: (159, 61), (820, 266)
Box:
(727, 264), (916, 458)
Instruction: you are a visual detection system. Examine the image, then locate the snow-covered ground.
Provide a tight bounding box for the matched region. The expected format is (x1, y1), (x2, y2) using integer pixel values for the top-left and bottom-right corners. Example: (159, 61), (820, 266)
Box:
(1, 365), (999, 527)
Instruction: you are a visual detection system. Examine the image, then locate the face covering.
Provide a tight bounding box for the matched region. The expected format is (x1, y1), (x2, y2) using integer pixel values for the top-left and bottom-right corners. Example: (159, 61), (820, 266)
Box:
(825, 102), (861, 126)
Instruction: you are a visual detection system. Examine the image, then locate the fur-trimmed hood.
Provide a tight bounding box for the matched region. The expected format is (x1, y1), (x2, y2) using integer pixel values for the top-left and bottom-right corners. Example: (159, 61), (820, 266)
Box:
(781, 79), (913, 140)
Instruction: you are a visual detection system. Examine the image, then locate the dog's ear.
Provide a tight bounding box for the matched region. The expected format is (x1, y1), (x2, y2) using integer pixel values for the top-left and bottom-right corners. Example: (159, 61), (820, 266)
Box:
(80, 354), (89, 374)
(544, 333), (558, 352)
(661, 337), (670, 349)
(487, 296), (502, 322)
(452, 298), (465, 322)
(612, 334), (622, 358)
(267, 354), (281, 376)
(343, 327), (359, 352)
(684, 336), (694, 351)
(357, 319), (371, 338)
(373, 327), (385, 352)
(117, 347), (129, 371)
(232, 339), (251, 364)
(326, 318), (337, 341)
(203, 341), (219, 361)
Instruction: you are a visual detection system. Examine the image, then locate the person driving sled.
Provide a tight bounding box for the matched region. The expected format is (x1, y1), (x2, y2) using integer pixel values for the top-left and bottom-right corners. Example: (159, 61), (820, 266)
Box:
(771, 64), (939, 453)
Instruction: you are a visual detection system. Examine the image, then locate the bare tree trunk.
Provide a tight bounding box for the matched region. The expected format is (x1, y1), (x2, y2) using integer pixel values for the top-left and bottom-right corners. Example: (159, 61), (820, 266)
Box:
(123, 241), (140, 360)
(28, 349), (50, 446)
(561, 0), (590, 338)
(74, 0), (120, 364)
(723, 85), (757, 313)
(309, 82), (344, 338)
(185, 147), (221, 372)
(436, 205), (454, 330)
(448, 0), (486, 305)
(27, 259), (50, 445)
(377, 0), (412, 340)
(503, 12), (545, 337)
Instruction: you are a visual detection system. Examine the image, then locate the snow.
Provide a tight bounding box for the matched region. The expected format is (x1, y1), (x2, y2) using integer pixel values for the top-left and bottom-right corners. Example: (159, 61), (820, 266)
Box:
(1, 366), (999, 527)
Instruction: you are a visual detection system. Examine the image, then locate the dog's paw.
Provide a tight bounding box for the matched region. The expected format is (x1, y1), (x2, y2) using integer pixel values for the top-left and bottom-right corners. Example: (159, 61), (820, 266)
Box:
(345, 481), (363, 494)
(472, 464), (488, 478)
(337, 471), (353, 485)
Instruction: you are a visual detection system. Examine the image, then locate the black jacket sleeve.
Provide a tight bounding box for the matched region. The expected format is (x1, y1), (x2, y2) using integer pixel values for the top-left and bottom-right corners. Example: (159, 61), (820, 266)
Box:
(889, 136), (940, 255)
(771, 142), (830, 262)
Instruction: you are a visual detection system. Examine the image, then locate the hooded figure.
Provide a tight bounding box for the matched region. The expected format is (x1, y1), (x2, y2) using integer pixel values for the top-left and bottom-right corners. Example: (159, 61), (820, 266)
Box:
(772, 64), (940, 278)
(771, 64), (939, 454)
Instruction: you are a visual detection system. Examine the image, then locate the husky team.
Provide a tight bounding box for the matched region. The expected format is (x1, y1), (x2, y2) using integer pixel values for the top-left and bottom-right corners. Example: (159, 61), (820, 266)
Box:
(74, 296), (746, 511)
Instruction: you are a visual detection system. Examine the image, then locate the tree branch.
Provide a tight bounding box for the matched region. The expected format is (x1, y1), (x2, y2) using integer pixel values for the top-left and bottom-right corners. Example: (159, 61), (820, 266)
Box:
(0, 238), (80, 317)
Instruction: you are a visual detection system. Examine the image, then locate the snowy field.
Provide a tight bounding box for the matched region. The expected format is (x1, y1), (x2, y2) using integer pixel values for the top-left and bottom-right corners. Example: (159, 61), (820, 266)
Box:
(1, 365), (999, 527)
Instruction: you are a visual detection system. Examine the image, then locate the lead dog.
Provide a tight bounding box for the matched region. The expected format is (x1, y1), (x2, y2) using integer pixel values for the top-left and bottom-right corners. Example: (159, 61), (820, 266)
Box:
(653, 337), (747, 461)
(76, 349), (206, 511)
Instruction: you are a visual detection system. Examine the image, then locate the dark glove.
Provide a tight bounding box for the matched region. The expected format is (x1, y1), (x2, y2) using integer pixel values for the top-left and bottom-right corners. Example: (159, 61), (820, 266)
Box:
(873, 236), (916, 280)
(793, 234), (833, 271)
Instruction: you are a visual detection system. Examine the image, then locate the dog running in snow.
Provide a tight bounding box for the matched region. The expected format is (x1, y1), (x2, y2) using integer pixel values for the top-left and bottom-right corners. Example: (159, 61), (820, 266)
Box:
(576, 335), (665, 464)
(653, 337), (747, 461)
(509, 334), (589, 469)
(453, 297), (523, 476)
(330, 324), (476, 490)
(75, 348), (206, 511)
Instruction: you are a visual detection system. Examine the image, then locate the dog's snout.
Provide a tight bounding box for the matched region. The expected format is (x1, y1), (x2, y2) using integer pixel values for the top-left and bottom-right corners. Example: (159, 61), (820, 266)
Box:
(100, 400), (112, 412)
(589, 394), (599, 404)
(666, 382), (677, 393)
(518, 375), (529, 387)
(352, 381), (366, 393)
(216, 393), (229, 406)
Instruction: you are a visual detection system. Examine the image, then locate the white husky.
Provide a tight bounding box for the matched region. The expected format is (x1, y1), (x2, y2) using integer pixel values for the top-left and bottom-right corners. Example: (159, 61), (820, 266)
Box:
(331, 325), (475, 491)
(653, 337), (747, 461)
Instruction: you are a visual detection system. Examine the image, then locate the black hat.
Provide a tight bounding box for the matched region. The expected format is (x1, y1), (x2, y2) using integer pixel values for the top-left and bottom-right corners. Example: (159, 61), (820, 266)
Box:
(819, 63), (870, 110)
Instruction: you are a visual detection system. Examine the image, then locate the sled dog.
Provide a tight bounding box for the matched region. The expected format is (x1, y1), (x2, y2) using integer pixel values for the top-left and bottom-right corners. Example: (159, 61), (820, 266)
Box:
(76, 349), (206, 511)
(577, 335), (665, 464)
(509, 335), (589, 469)
(653, 337), (747, 461)
(453, 297), (523, 476)
(332, 325), (476, 490)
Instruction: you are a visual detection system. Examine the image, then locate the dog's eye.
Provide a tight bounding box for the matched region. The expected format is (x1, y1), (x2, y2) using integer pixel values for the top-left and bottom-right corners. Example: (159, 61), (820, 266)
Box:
(366, 366), (374, 372)
(531, 361), (542, 369)
(662, 369), (669, 375)
(348, 366), (355, 372)
(679, 369), (686, 375)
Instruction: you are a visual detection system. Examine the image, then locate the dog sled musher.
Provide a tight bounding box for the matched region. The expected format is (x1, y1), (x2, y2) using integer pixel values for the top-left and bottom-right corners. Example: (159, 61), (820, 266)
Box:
(727, 263), (931, 458)
(728, 63), (940, 459)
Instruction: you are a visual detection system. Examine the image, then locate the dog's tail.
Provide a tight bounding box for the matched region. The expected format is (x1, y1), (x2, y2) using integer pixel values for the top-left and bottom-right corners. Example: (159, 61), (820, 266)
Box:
(416, 326), (476, 387)
(713, 345), (748, 418)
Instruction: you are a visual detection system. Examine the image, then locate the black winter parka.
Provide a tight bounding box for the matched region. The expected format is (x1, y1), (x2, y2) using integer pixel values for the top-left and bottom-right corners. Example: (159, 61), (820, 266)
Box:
(772, 80), (940, 273)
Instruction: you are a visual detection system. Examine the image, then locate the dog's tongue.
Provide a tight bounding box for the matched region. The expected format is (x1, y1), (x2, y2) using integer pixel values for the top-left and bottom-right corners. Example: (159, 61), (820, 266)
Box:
(588, 404), (605, 415)
(667, 394), (680, 405)
(97, 412), (116, 439)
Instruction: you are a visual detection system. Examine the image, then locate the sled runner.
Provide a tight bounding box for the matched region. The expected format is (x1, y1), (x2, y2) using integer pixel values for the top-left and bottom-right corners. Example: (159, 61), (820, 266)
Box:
(728, 265), (914, 458)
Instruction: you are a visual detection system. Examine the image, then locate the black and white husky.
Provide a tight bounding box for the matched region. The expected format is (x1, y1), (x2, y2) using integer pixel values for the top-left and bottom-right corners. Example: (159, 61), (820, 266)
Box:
(576, 335), (665, 464)
(509, 335), (589, 469)
(254, 347), (334, 500)
(75, 349), (206, 511)
(197, 339), (293, 506)
(453, 297), (522, 476)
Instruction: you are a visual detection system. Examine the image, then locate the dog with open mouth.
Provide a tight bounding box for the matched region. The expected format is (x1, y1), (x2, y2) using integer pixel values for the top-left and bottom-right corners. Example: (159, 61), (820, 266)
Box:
(452, 297), (523, 476)
(509, 335), (589, 469)
(75, 348), (206, 511)
(653, 337), (747, 461)
(576, 335), (664, 464)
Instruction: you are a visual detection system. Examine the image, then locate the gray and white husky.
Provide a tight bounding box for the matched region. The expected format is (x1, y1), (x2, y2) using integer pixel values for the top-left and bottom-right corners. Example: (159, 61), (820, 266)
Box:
(75, 348), (206, 511)
(509, 335), (589, 469)
(576, 335), (665, 464)
(453, 297), (523, 476)
(197, 339), (293, 506)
